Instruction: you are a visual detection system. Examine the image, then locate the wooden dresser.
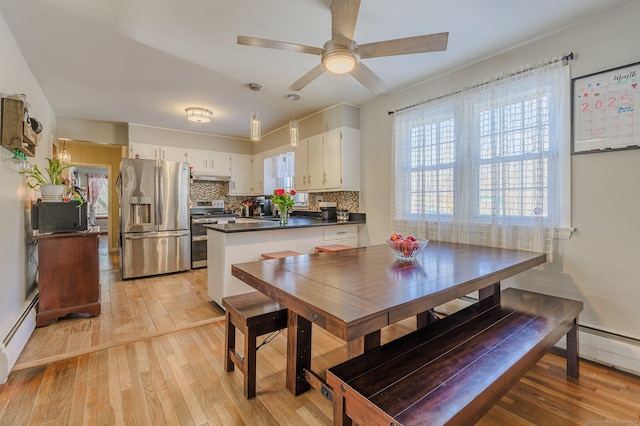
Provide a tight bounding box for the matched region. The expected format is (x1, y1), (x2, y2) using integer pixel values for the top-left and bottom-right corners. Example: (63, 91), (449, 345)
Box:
(35, 231), (100, 327)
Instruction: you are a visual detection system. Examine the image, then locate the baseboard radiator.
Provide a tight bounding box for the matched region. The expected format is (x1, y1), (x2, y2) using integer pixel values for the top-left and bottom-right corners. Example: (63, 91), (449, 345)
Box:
(0, 293), (38, 384)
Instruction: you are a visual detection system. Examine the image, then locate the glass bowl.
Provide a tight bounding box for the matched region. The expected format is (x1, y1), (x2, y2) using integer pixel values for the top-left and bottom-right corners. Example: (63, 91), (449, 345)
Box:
(386, 238), (429, 262)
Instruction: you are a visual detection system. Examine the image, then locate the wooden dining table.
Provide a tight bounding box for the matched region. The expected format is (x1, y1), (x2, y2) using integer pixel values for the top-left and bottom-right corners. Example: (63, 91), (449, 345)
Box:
(231, 241), (546, 396)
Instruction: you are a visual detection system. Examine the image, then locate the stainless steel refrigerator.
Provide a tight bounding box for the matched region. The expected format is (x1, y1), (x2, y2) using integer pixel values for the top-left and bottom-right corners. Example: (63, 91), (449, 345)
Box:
(118, 158), (191, 279)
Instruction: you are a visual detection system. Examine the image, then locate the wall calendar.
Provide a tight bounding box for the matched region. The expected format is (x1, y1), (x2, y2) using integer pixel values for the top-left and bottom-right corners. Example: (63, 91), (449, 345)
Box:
(572, 61), (640, 154)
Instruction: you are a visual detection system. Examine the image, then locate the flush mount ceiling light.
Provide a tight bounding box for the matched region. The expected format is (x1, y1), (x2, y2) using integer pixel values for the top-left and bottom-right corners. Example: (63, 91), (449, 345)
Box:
(321, 43), (359, 75)
(249, 83), (262, 142)
(288, 94), (299, 147)
(185, 107), (213, 123)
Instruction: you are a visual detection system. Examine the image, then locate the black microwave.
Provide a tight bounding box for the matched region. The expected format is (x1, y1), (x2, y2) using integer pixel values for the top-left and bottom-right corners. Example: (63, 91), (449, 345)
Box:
(31, 201), (88, 233)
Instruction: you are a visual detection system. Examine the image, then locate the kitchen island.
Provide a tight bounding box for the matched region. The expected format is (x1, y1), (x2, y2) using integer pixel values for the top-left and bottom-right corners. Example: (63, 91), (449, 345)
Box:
(206, 216), (365, 307)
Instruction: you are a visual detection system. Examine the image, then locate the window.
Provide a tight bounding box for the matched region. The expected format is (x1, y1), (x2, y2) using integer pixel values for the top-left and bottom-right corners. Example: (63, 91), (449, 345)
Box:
(393, 60), (570, 253)
(269, 151), (307, 206)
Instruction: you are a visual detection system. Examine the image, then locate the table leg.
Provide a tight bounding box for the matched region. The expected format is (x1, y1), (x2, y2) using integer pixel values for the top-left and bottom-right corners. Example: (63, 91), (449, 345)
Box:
(346, 331), (380, 358)
(287, 310), (312, 395)
(479, 282), (501, 302)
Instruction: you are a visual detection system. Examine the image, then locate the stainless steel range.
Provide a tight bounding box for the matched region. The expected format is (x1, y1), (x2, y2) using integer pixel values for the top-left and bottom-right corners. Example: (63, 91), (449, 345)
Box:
(190, 199), (236, 269)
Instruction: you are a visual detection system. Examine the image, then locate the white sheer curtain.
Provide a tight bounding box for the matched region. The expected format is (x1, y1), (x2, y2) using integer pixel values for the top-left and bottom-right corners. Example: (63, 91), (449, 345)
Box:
(392, 59), (570, 254)
(271, 151), (295, 179)
(87, 174), (106, 226)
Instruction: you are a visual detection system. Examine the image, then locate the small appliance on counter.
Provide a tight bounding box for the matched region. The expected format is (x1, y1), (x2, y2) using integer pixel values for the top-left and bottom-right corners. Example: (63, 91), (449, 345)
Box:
(31, 201), (88, 233)
(319, 201), (337, 220)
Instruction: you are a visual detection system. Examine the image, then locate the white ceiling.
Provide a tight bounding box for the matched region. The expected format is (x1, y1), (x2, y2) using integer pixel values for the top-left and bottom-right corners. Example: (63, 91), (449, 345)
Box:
(0, 0), (633, 141)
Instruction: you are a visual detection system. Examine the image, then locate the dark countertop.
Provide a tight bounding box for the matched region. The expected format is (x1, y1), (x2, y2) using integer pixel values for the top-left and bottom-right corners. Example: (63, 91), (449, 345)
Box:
(205, 217), (365, 233)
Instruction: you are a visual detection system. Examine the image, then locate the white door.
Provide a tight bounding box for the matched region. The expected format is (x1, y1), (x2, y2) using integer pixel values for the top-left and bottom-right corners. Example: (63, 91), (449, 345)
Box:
(210, 151), (231, 176)
(229, 154), (252, 195)
(160, 146), (187, 162)
(186, 148), (210, 173)
(307, 134), (324, 191)
(294, 139), (308, 192)
(129, 143), (159, 160)
(323, 128), (342, 190)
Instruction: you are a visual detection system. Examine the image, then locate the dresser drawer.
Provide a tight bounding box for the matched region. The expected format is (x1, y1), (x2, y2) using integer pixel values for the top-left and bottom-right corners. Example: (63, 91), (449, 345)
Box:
(323, 225), (358, 241)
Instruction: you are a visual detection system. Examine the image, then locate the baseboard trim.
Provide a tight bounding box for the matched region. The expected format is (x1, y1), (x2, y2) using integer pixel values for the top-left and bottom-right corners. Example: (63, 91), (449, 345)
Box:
(1, 293), (38, 384)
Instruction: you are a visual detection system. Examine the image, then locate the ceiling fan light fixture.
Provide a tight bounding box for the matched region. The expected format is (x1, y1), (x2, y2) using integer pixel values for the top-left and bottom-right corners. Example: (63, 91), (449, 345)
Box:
(322, 49), (359, 74)
(185, 107), (213, 123)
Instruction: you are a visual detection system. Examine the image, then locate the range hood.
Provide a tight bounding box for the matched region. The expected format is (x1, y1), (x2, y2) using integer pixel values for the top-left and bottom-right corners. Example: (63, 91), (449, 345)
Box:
(191, 174), (231, 182)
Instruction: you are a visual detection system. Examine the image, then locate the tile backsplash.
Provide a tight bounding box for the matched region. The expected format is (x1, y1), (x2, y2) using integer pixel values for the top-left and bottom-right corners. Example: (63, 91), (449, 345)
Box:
(190, 181), (360, 213)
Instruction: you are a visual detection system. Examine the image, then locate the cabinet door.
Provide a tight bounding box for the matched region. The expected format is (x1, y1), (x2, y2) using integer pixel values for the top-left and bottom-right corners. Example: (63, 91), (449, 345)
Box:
(160, 146), (187, 162)
(186, 148), (210, 174)
(307, 134), (324, 191)
(129, 143), (159, 160)
(229, 154), (252, 195)
(294, 139), (308, 192)
(251, 154), (264, 195)
(210, 151), (231, 176)
(323, 128), (342, 190)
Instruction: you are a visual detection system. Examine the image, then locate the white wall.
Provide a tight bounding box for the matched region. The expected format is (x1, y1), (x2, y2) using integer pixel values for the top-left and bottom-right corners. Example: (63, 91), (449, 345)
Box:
(359, 1), (640, 373)
(0, 13), (57, 383)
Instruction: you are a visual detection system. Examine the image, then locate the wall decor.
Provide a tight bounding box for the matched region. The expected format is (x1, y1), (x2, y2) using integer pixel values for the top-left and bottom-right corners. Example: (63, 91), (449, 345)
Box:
(572, 61), (640, 154)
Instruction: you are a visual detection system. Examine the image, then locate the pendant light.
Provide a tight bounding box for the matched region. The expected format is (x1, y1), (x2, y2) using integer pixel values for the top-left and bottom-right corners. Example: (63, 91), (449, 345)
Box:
(249, 83), (262, 142)
(288, 94), (299, 147)
(58, 140), (71, 165)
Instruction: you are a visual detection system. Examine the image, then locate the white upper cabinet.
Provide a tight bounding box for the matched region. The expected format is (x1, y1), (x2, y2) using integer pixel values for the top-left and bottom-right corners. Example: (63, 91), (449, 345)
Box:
(129, 142), (159, 160)
(210, 151), (231, 177)
(229, 153), (252, 195)
(129, 143), (187, 163)
(251, 154), (264, 195)
(160, 146), (187, 162)
(186, 149), (231, 176)
(293, 138), (308, 192)
(306, 134), (324, 192)
(293, 127), (360, 193)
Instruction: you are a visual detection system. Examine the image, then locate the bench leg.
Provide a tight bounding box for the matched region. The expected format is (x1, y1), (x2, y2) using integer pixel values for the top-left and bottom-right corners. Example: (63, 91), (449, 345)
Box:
(287, 310), (312, 395)
(224, 310), (235, 372)
(244, 325), (258, 399)
(333, 389), (353, 426)
(416, 309), (439, 328)
(566, 317), (580, 379)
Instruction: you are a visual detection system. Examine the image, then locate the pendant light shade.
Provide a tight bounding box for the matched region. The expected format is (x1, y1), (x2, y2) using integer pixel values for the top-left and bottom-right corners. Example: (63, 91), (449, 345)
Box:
(289, 120), (298, 147)
(288, 94), (299, 147)
(58, 140), (71, 165)
(249, 83), (262, 142)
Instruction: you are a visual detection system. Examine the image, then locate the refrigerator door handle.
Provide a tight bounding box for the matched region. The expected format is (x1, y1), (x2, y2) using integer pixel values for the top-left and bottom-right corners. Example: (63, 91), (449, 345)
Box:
(155, 164), (163, 226)
(123, 230), (190, 240)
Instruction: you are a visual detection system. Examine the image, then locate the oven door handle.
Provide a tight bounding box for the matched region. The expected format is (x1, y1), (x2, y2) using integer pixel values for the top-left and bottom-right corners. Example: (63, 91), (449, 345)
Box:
(192, 218), (218, 224)
(192, 235), (208, 242)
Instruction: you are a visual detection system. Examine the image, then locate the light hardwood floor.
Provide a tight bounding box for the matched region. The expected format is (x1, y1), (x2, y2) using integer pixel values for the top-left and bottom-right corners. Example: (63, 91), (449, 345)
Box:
(1, 237), (640, 425)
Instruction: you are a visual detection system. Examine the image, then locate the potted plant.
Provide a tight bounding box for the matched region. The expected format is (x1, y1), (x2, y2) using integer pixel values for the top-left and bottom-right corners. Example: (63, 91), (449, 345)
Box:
(21, 157), (82, 203)
(272, 188), (296, 225)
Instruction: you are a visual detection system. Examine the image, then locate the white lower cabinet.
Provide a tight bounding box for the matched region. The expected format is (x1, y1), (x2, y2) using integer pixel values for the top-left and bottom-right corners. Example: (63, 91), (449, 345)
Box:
(207, 224), (359, 307)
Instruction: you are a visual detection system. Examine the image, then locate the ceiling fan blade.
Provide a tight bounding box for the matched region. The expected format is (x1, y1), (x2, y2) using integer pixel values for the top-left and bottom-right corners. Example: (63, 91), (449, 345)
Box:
(237, 35), (323, 56)
(289, 64), (326, 91)
(331, 0), (361, 46)
(358, 32), (449, 59)
(350, 62), (389, 95)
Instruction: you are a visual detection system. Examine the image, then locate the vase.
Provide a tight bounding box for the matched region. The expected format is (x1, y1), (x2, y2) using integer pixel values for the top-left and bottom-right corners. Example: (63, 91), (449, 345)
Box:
(279, 209), (288, 225)
(40, 184), (65, 202)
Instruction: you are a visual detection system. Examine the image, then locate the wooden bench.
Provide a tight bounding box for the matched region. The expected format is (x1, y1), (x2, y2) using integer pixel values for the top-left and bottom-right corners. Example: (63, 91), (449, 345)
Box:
(315, 244), (354, 253)
(223, 291), (288, 399)
(326, 288), (583, 426)
(260, 250), (303, 259)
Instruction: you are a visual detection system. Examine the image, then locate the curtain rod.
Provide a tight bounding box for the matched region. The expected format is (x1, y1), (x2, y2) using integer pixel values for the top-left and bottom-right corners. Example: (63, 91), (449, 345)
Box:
(388, 52), (574, 115)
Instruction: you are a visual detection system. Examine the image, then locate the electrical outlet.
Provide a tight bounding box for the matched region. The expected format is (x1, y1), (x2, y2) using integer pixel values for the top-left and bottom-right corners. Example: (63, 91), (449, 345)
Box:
(316, 196), (323, 202)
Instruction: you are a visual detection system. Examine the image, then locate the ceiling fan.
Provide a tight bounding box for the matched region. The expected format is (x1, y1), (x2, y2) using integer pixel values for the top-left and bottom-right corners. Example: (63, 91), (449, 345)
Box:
(237, 0), (448, 95)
